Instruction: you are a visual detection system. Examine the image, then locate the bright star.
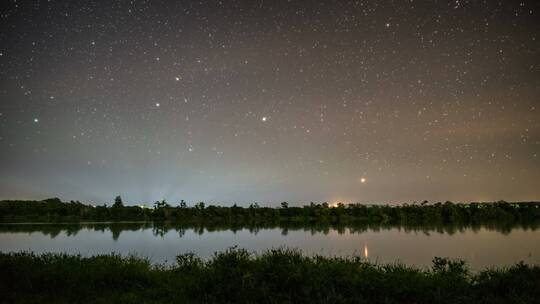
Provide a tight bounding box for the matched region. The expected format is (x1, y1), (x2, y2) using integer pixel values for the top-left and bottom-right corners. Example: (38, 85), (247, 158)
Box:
(155, 103), (160, 107)
(261, 116), (267, 122)
(360, 177), (367, 183)
(33, 118), (39, 123)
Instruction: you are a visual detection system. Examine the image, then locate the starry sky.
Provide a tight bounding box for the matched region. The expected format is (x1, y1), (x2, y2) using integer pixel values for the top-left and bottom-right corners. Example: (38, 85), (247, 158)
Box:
(0, 0), (539, 206)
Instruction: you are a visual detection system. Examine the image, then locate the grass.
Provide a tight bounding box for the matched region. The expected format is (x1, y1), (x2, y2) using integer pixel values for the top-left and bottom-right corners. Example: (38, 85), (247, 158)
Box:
(1, 248), (539, 303)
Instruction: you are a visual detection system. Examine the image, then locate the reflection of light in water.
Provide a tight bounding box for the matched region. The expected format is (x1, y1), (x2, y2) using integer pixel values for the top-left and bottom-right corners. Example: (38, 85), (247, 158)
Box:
(363, 244), (369, 259)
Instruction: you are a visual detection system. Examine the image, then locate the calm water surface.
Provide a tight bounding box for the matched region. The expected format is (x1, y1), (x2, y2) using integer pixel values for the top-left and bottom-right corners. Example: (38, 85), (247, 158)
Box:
(1, 223), (539, 270)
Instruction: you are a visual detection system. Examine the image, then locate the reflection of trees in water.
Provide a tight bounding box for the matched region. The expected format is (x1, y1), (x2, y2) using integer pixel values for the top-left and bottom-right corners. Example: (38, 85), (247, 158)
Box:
(0, 222), (151, 240)
(152, 226), (167, 238)
(177, 227), (186, 238)
(111, 228), (121, 241)
(0, 220), (538, 241)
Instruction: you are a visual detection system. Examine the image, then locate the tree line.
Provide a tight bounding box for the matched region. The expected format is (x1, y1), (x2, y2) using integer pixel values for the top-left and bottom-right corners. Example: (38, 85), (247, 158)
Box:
(1, 197), (539, 227)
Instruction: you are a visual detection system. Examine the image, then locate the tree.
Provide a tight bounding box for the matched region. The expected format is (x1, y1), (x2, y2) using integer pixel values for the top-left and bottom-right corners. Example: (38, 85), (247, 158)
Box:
(43, 197), (62, 204)
(154, 200), (170, 209)
(281, 202), (288, 209)
(180, 200), (187, 208)
(113, 195), (124, 208)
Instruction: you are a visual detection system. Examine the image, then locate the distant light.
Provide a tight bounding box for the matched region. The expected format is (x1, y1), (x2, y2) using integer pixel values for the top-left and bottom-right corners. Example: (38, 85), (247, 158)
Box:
(360, 177), (367, 183)
(175, 76), (180, 81)
(155, 103), (160, 107)
(33, 118), (39, 123)
(261, 116), (267, 122)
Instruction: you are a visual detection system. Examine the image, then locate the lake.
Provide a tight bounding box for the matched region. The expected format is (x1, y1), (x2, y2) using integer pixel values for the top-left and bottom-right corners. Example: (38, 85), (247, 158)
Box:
(1, 222), (539, 270)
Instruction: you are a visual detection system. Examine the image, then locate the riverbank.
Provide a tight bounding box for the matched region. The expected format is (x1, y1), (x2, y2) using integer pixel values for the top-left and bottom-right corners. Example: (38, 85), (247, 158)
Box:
(2, 199), (540, 228)
(1, 249), (539, 304)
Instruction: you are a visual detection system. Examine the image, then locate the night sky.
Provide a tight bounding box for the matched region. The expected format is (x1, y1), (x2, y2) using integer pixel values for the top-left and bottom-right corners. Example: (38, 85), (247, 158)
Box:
(0, 0), (539, 206)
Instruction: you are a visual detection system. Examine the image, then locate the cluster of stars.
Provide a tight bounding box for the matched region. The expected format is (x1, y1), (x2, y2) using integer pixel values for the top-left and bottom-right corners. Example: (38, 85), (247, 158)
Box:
(0, 0), (538, 204)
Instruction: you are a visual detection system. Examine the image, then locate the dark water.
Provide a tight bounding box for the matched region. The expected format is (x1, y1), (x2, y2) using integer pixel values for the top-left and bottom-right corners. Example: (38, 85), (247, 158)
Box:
(1, 222), (539, 270)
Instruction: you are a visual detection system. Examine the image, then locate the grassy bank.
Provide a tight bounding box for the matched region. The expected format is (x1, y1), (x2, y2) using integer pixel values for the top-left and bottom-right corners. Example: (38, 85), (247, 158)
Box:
(1, 249), (539, 304)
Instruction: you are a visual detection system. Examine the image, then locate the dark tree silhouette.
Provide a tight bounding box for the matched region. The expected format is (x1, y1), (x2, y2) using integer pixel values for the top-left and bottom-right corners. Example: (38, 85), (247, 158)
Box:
(113, 195), (124, 208)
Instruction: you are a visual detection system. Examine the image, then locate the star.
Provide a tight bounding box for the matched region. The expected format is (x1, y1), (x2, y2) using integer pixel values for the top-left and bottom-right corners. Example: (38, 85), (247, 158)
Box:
(0, 0), (536, 205)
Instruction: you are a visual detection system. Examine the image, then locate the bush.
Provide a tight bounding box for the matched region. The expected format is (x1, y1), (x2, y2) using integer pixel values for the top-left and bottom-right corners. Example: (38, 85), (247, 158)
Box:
(1, 249), (539, 303)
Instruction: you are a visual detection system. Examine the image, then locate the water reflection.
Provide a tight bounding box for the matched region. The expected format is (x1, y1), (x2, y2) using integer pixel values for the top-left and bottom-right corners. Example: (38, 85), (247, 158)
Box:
(364, 243), (369, 259)
(1, 221), (539, 270)
(0, 221), (538, 241)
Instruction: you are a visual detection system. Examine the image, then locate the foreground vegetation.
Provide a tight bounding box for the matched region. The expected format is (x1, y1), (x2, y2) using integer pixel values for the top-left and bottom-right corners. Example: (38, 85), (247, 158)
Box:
(1, 249), (539, 304)
(1, 198), (540, 228)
